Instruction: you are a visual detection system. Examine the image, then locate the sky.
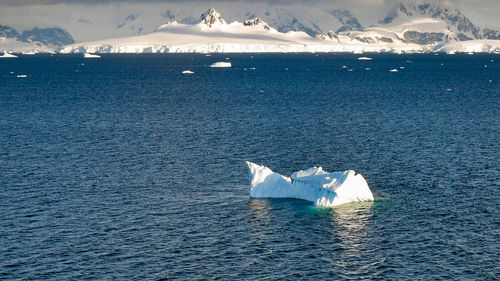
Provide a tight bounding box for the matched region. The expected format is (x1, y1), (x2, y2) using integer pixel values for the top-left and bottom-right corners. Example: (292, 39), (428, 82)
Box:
(0, 0), (498, 41)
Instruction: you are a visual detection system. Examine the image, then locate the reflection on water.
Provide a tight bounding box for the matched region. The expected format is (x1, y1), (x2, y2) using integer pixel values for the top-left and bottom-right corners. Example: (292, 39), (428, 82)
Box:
(328, 202), (377, 277)
(330, 201), (374, 250)
(247, 199), (273, 240)
(248, 199), (272, 221)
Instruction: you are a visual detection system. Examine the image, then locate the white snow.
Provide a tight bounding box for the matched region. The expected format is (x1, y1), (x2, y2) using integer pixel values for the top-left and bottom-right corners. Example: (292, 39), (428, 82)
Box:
(0, 37), (56, 54)
(246, 161), (374, 207)
(54, 8), (500, 55)
(0, 53), (18, 58)
(358, 57), (372, 60)
(16, 75), (27, 78)
(84, 53), (101, 58)
(210, 62), (232, 68)
(182, 70), (195, 74)
(390, 69), (398, 72)
(435, 40), (500, 54)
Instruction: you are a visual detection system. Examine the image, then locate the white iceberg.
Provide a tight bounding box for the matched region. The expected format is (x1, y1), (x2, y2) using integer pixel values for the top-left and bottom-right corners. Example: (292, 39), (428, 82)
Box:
(84, 53), (101, 58)
(182, 70), (195, 74)
(358, 57), (373, 60)
(0, 53), (17, 58)
(210, 62), (232, 68)
(246, 161), (374, 207)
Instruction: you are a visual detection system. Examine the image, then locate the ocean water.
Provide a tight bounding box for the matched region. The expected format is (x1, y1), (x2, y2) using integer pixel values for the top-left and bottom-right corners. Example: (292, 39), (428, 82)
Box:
(0, 53), (498, 280)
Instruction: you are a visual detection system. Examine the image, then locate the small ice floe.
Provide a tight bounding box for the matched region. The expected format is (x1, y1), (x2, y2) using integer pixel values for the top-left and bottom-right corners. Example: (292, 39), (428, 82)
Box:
(24, 51), (37, 55)
(16, 74), (27, 78)
(365, 67), (371, 71)
(446, 88), (453, 92)
(447, 50), (456, 55)
(84, 53), (101, 58)
(491, 59), (494, 62)
(9, 71), (14, 74)
(358, 57), (372, 60)
(406, 60), (413, 63)
(347, 69), (353, 72)
(489, 80), (493, 83)
(182, 70), (195, 74)
(0, 53), (17, 58)
(285, 68), (288, 71)
(389, 69), (398, 72)
(210, 62), (232, 68)
(342, 65), (347, 69)
(467, 52), (474, 55)
(225, 57), (230, 60)
(399, 66), (405, 69)
(205, 54), (211, 57)
(249, 67), (256, 70)
(484, 65), (488, 68)
(258, 90), (265, 93)
(440, 63), (444, 66)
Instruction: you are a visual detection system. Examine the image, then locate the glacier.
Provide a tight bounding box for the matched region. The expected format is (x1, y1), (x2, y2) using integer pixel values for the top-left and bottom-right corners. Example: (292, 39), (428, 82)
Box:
(246, 161), (374, 207)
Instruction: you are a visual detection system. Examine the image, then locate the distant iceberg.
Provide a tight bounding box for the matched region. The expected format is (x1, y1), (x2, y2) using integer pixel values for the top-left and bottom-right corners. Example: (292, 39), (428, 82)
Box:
(246, 162), (374, 207)
(0, 53), (17, 58)
(182, 70), (195, 74)
(84, 53), (101, 58)
(210, 62), (232, 68)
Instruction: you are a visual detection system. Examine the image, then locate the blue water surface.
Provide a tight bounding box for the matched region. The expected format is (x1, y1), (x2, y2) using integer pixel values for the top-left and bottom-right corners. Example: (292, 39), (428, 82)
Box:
(1, 53), (499, 280)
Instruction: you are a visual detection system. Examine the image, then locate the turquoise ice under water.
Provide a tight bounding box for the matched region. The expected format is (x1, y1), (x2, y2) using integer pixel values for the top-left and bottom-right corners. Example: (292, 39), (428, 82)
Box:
(0, 53), (498, 280)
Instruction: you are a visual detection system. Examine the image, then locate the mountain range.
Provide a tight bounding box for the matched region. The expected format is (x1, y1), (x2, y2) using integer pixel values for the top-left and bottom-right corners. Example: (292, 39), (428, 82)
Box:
(1, 2), (499, 54)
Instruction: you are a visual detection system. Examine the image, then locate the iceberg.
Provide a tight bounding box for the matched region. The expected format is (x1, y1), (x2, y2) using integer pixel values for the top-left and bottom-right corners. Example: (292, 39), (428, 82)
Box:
(0, 53), (17, 58)
(182, 70), (195, 74)
(246, 162), (374, 207)
(84, 53), (101, 58)
(210, 62), (232, 68)
(358, 57), (373, 60)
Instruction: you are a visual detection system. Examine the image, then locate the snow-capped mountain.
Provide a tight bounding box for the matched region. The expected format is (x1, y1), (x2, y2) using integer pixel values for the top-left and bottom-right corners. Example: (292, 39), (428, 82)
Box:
(380, 3), (499, 40)
(316, 17), (454, 46)
(18, 28), (74, 46)
(0, 25), (74, 53)
(314, 2), (500, 48)
(2, 2), (500, 54)
(328, 10), (364, 33)
(0, 25), (18, 38)
(59, 7), (500, 54)
(200, 7), (226, 28)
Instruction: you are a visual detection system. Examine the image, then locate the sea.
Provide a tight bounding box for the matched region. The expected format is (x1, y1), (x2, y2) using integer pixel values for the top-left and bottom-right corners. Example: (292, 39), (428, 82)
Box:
(1, 53), (498, 280)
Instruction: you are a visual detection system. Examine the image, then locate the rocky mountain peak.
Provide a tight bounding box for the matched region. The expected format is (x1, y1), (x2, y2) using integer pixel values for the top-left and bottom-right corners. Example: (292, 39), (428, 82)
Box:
(200, 8), (226, 27)
(243, 18), (271, 31)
